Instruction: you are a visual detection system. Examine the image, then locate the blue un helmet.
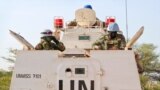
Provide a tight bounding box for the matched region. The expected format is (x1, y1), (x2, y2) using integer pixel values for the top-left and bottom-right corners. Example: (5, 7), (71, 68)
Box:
(41, 29), (53, 37)
(108, 23), (120, 32)
(84, 4), (92, 9)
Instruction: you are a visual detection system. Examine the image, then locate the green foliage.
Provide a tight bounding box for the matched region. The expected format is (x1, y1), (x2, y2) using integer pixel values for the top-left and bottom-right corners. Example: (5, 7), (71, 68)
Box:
(1, 48), (17, 63)
(0, 71), (12, 90)
(140, 75), (150, 89)
(140, 75), (160, 90)
(136, 43), (160, 90)
(137, 44), (160, 73)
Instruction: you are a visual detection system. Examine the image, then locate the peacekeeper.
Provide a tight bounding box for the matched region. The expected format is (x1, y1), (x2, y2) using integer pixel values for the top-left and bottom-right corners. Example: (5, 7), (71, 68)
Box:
(93, 23), (143, 73)
(35, 29), (65, 51)
(93, 22), (126, 50)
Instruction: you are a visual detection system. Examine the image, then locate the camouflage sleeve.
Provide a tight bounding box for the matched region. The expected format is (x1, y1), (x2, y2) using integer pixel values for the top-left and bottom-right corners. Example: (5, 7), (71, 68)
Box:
(35, 43), (43, 50)
(57, 42), (65, 51)
(118, 34), (126, 49)
(92, 40), (101, 49)
(92, 35), (108, 50)
(121, 40), (126, 49)
(52, 42), (65, 51)
(42, 41), (51, 50)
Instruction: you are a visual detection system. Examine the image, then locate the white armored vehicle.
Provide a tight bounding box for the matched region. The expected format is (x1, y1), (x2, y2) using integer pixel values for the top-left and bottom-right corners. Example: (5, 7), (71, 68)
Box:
(10, 6), (143, 90)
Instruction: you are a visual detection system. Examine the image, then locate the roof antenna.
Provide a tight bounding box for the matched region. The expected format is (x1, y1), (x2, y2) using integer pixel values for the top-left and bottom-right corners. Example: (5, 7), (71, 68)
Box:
(125, 0), (129, 42)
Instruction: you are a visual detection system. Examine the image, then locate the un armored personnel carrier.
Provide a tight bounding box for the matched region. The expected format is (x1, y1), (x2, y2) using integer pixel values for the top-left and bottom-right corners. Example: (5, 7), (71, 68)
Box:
(9, 6), (144, 90)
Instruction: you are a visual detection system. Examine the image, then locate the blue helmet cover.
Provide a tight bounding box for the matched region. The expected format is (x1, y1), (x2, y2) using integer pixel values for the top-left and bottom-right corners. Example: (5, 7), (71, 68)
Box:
(84, 5), (92, 9)
(108, 23), (119, 32)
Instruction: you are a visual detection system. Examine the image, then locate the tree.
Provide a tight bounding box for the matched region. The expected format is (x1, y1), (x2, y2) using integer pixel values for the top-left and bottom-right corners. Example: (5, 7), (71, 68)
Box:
(136, 44), (160, 74)
(136, 43), (160, 90)
(1, 48), (17, 71)
(1, 48), (17, 63)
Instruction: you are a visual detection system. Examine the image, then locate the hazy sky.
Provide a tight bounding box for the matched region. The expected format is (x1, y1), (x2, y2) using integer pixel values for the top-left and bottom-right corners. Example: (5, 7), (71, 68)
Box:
(0, 0), (160, 70)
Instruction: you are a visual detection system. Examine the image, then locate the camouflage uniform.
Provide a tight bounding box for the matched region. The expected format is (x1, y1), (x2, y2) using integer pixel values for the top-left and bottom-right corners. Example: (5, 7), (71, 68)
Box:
(35, 36), (65, 51)
(93, 33), (126, 50)
(135, 51), (144, 74)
